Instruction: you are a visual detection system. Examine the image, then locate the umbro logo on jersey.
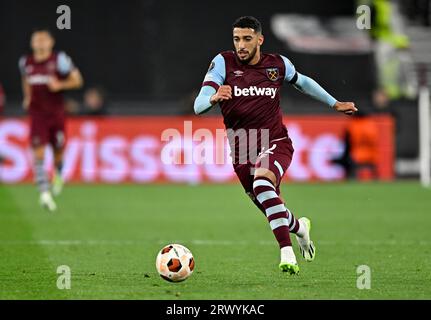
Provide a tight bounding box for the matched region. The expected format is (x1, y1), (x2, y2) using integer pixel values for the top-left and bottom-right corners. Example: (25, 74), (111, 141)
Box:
(234, 86), (278, 99)
(233, 70), (244, 77)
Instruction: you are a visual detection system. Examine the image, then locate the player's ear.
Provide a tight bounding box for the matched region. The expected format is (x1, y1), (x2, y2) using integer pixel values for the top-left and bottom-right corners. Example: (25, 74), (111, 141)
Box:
(258, 34), (264, 46)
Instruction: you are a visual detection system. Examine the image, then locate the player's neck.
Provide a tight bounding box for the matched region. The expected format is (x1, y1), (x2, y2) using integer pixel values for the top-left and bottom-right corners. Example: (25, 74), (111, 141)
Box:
(247, 51), (261, 66)
(33, 51), (52, 63)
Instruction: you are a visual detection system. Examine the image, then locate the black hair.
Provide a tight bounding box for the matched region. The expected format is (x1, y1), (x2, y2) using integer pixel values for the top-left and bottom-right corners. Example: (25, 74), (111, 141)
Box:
(232, 16), (262, 33)
(31, 27), (54, 37)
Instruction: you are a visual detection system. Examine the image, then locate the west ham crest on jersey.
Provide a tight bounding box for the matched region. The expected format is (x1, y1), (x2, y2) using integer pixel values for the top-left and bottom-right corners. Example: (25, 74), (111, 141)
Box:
(266, 68), (279, 81)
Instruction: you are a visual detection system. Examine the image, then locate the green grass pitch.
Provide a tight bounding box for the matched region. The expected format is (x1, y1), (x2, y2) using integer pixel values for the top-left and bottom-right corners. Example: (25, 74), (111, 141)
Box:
(0, 182), (430, 299)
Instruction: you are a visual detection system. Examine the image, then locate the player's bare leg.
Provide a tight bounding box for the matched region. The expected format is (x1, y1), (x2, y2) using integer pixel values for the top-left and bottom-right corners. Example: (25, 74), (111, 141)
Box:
(33, 145), (56, 212)
(253, 168), (314, 274)
(52, 147), (65, 196)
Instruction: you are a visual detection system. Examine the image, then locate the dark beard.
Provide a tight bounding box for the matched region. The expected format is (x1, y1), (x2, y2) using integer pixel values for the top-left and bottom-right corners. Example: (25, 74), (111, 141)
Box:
(237, 47), (257, 65)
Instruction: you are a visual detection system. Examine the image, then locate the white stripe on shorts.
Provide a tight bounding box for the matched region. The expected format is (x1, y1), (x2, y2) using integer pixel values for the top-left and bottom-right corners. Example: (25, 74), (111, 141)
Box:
(270, 136), (288, 143)
(274, 160), (284, 177)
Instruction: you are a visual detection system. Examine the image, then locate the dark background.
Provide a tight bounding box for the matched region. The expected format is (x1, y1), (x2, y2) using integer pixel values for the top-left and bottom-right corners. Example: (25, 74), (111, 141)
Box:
(1, 0), (368, 102)
(0, 0), (423, 161)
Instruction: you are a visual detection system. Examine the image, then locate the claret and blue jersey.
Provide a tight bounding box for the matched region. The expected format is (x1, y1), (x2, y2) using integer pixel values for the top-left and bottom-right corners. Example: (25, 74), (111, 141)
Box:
(194, 50), (338, 143)
(201, 51), (297, 141)
(19, 51), (74, 116)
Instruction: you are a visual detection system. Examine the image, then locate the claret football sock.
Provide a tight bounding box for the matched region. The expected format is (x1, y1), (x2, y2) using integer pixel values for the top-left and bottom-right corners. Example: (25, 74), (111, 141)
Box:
(252, 176), (301, 248)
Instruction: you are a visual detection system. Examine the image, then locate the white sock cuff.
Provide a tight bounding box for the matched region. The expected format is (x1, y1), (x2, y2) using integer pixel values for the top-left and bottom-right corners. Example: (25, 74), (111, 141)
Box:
(296, 219), (306, 238)
(280, 246), (297, 263)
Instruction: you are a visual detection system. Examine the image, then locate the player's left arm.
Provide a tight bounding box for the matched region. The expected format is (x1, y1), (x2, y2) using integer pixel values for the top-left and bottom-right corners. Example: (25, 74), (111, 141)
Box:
(47, 52), (84, 92)
(281, 56), (358, 115)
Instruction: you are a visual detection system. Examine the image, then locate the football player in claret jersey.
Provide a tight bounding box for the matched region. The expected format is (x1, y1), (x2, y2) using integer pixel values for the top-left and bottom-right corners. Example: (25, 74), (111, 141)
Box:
(19, 29), (83, 211)
(194, 16), (358, 274)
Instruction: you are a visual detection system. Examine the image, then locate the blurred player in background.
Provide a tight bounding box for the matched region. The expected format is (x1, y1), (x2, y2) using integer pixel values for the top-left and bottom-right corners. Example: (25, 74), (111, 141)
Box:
(194, 16), (357, 274)
(19, 28), (83, 211)
(0, 83), (4, 166)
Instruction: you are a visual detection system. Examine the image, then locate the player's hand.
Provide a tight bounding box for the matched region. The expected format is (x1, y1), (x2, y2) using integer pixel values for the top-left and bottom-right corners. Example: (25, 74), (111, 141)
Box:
(334, 101), (358, 116)
(210, 85), (232, 104)
(47, 77), (64, 92)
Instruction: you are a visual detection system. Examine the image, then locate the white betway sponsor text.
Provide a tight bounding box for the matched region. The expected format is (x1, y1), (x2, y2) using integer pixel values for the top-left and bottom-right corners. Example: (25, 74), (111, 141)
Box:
(234, 86), (277, 99)
(27, 74), (51, 85)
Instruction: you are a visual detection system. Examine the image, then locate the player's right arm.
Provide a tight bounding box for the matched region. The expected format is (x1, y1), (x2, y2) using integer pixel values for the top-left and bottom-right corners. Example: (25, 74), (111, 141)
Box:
(194, 54), (230, 115)
(18, 56), (31, 111)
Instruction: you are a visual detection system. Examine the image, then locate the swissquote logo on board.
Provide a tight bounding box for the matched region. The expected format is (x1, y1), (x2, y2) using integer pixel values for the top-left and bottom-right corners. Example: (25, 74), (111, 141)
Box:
(234, 86), (278, 99)
(266, 67), (279, 81)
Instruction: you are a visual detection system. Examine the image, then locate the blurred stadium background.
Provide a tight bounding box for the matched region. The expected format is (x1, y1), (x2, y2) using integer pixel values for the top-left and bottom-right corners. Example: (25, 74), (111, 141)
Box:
(0, 0), (430, 184)
(0, 0), (431, 299)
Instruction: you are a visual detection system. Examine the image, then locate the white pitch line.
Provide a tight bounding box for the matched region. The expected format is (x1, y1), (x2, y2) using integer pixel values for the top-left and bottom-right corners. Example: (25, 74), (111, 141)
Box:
(160, 239), (431, 246)
(0, 239), (430, 246)
(0, 240), (137, 246)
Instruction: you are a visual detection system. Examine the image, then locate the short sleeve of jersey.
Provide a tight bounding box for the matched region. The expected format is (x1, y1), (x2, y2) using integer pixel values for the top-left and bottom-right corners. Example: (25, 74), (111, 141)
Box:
(280, 55), (297, 83)
(57, 51), (75, 76)
(18, 56), (27, 76)
(202, 54), (226, 88)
